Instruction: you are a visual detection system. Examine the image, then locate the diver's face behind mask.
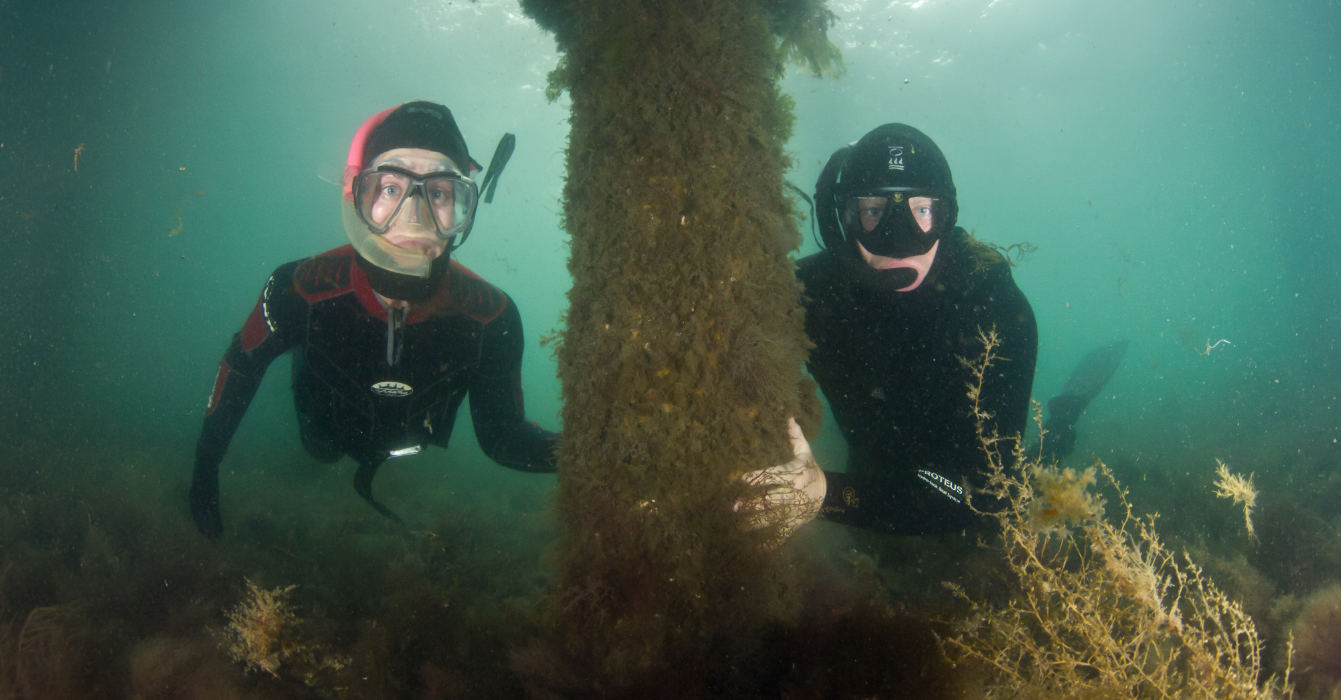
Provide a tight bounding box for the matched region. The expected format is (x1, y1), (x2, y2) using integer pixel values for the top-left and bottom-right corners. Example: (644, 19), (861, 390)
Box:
(838, 187), (946, 292)
(342, 148), (478, 279)
(840, 188), (943, 256)
(816, 123), (959, 295)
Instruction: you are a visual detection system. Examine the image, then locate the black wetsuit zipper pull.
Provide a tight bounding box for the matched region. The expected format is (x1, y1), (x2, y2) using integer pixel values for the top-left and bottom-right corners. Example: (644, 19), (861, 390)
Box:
(386, 304), (407, 367)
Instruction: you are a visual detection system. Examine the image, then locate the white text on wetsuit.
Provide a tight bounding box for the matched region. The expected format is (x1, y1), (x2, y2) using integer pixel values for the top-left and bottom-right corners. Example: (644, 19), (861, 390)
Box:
(917, 469), (965, 504)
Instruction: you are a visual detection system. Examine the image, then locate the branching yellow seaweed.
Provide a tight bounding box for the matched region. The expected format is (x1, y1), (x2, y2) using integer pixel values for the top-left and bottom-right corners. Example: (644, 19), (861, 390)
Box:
(1212, 459), (1258, 540)
(941, 328), (1291, 698)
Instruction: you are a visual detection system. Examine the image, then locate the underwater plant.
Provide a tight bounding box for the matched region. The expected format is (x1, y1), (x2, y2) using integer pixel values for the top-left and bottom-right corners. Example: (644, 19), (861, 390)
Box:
(1290, 583), (1341, 697)
(14, 604), (98, 699)
(221, 579), (297, 678)
(1214, 458), (1259, 540)
(941, 328), (1293, 698)
(219, 578), (348, 690)
(1026, 462), (1104, 538)
(763, 0), (845, 78)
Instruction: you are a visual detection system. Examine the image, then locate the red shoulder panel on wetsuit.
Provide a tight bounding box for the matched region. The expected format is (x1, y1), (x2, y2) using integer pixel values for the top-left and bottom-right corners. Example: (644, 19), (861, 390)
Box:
(239, 301), (271, 352)
(294, 246), (356, 304)
(445, 260), (507, 324)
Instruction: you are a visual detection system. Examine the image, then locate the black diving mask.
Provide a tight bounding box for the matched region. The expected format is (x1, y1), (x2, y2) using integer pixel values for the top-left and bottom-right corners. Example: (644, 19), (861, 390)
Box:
(837, 188), (946, 259)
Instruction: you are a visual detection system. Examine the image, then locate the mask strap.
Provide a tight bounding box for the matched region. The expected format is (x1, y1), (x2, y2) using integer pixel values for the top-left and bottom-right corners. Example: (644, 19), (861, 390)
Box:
(785, 181), (820, 250)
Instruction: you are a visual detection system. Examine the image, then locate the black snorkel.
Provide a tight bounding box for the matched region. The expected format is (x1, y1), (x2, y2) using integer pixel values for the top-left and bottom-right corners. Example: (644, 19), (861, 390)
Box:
(477, 133), (516, 204)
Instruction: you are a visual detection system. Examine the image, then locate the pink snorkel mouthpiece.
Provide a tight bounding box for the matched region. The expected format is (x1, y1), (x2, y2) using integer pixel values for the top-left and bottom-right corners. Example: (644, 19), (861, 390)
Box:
(857, 239), (940, 292)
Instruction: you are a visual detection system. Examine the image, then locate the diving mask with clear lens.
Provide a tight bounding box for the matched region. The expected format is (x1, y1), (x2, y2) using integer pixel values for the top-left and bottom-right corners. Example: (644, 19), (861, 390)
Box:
(352, 164), (478, 240)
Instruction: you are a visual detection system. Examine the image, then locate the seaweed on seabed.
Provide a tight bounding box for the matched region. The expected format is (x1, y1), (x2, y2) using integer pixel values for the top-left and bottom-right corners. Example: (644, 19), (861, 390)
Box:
(1289, 584), (1341, 697)
(12, 603), (111, 699)
(217, 578), (350, 692)
(940, 327), (1294, 698)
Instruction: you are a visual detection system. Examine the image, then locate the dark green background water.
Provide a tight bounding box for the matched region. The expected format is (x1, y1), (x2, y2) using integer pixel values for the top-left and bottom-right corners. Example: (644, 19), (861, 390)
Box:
(1, 0), (1338, 695)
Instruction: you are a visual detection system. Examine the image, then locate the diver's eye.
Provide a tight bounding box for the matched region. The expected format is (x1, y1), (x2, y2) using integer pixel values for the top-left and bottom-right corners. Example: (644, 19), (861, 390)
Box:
(377, 174), (407, 197)
(428, 185), (454, 204)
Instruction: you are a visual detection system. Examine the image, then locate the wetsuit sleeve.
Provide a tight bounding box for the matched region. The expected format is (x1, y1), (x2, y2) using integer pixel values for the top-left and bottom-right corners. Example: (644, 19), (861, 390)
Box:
(820, 469), (980, 534)
(468, 296), (559, 473)
(191, 264), (304, 535)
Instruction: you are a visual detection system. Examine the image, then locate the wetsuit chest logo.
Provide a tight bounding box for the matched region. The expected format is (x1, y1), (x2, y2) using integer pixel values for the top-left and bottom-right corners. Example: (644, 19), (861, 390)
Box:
(371, 380), (414, 397)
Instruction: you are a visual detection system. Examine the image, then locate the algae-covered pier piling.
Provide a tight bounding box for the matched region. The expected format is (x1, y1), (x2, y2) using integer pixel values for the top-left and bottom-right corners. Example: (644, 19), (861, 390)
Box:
(521, 0), (837, 691)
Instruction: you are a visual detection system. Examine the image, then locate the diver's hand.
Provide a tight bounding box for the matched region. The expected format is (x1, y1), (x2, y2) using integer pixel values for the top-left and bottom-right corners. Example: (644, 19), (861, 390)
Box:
(189, 474), (223, 539)
(737, 417), (826, 542)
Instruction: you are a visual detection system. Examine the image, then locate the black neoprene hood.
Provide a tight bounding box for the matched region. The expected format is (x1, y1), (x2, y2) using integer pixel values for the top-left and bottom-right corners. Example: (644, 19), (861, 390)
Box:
(815, 123), (961, 257)
(837, 123), (957, 204)
(363, 101), (471, 170)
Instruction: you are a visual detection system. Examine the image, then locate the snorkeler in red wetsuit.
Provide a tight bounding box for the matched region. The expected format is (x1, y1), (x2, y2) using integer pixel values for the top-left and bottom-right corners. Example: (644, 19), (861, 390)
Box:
(189, 101), (555, 538)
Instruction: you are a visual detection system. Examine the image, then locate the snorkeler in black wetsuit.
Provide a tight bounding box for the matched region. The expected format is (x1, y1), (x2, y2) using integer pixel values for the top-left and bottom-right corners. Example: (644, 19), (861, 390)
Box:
(189, 101), (556, 538)
(798, 124), (1038, 535)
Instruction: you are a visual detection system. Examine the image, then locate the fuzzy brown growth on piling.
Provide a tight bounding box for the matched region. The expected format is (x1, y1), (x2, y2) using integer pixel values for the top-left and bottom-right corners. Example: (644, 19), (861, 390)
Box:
(520, 0), (835, 692)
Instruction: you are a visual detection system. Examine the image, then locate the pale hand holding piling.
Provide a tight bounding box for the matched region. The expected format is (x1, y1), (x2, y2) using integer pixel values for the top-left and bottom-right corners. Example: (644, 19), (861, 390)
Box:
(737, 417), (826, 543)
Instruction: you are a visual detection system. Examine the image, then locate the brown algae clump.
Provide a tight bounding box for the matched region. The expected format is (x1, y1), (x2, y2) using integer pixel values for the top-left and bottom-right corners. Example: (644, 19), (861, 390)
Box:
(1028, 463), (1104, 537)
(219, 578), (348, 688)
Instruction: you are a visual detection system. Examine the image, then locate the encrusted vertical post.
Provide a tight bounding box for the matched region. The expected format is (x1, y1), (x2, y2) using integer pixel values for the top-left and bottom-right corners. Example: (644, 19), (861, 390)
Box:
(521, 0), (827, 690)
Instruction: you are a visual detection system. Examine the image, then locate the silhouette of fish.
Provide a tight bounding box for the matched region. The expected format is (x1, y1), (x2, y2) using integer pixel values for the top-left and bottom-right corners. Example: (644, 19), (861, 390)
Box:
(478, 132), (516, 204)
